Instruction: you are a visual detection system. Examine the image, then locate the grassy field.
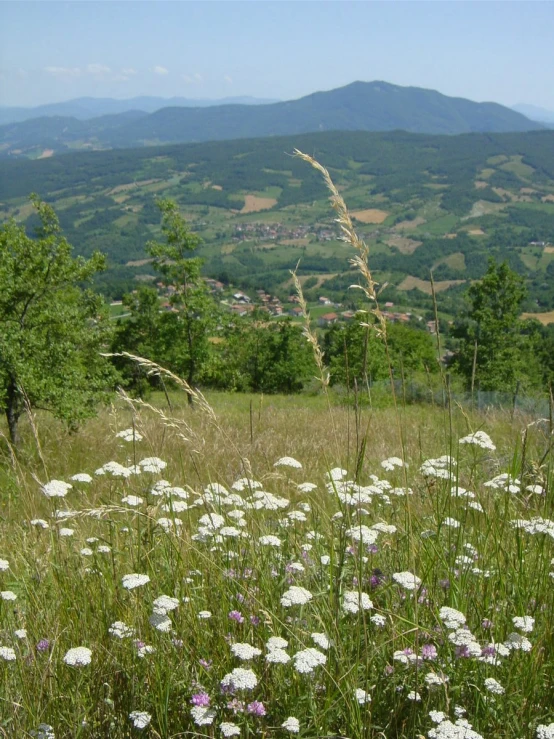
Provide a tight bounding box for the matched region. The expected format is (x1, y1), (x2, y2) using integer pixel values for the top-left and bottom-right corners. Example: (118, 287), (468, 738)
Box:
(1, 385), (553, 738)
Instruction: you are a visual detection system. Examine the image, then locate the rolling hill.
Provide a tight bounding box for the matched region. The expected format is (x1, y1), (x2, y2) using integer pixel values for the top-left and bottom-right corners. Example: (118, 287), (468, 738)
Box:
(1, 129), (553, 317)
(0, 81), (542, 159)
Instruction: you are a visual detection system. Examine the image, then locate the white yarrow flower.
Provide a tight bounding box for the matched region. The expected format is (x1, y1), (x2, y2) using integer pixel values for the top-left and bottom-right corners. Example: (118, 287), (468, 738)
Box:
(109, 621), (135, 639)
(63, 647), (92, 666)
(392, 571), (422, 591)
(311, 632), (330, 650)
(122, 573), (150, 590)
(220, 667), (258, 691)
(342, 590), (373, 614)
(274, 456), (302, 469)
(0, 646), (16, 661)
(220, 722), (241, 737)
(512, 615), (534, 633)
(42, 480), (72, 498)
(117, 428), (143, 442)
(280, 586), (313, 607)
(282, 716), (300, 733)
(459, 431), (496, 451)
(293, 647), (326, 674)
(355, 688), (371, 704)
(231, 642), (262, 660)
(484, 677), (505, 695)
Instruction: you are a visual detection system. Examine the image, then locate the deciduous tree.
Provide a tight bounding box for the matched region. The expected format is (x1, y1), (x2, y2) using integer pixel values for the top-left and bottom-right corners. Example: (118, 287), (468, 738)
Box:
(0, 196), (117, 446)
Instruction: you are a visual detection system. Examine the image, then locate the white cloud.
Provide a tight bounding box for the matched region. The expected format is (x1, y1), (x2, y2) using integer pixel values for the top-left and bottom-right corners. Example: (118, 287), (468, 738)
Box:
(121, 67), (137, 76)
(224, 74), (233, 84)
(86, 63), (111, 76)
(153, 65), (169, 75)
(44, 66), (81, 78)
(182, 74), (193, 84)
(194, 73), (203, 82)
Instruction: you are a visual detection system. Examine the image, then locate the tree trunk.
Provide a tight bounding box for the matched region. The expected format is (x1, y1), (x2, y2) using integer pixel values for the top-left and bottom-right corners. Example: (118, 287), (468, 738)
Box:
(6, 380), (22, 447)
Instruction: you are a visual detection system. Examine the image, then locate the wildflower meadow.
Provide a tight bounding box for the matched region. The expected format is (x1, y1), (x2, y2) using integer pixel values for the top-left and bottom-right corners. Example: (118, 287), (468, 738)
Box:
(1, 154), (553, 739)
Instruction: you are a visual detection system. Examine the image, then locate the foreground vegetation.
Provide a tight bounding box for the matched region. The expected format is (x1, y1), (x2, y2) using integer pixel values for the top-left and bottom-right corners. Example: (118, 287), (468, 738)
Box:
(1, 390), (553, 738)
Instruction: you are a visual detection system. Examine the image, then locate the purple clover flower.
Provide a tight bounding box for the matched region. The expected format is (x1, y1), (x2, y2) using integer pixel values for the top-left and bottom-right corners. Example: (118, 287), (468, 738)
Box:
(228, 610), (244, 623)
(191, 692), (210, 707)
(247, 700), (266, 716)
(36, 639), (50, 652)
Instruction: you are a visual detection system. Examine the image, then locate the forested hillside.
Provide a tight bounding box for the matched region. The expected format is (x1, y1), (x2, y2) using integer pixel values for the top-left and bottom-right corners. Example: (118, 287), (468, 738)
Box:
(1, 129), (553, 314)
(0, 81), (542, 159)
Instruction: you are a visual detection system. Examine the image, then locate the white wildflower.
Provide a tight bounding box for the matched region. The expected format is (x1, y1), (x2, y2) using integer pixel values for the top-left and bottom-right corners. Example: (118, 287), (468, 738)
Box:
(259, 535), (282, 547)
(109, 621), (135, 639)
(297, 482), (317, 493)
(459, 431), (496, 451)
(1, 590), (17, 601)
(293, 647), (326, 674)
(30, 519), (49, 529)
(70, 473), (93, 483)
(311, 632), (330, 650)
(346, 525), (379, 545)
(429, 710), (446, 724)
(149, 612), (172, 632)
(121, 495), (144, 506)
(42, 480), (72, 498)
(536, 725), (554, 739)
(265, 648), (290, 664)
(274, 456), (302, 469)
(14, 629), (27, 639)
(122, 573), (150, 590)
(220, 722), (241, 737)
(231, 643), (262, 660)
(282, 717), (300, 733)
(116, 428), (143, 442)
(327, 467), (347, 481)
(484, 677), (505, 695)
(63, 646), (92, 666)
(139, 456), (166, 473)
(439, 607), (467, 629)
(220, 667), (258, 691)
(392, 571), (422, 591)
(266, 636), (288, 650)
(58, 528), (74, 537)
(407, 690), (421, 701)
(153, 595), (179, 614)
(198, 610), (212, 619)
(320, 555), (331, 565)
(370, 614), (387, 627)
(428, 719), (484, 739)
(512, 615), (534, 633)
(80, 548), (94, 557)
(191, 706), (216, 726)
(342, 590), (373, 614)
(504, 632), (532, 652)
(381, 456), (404, 471)
(355, 688), (371, 704)
(280, 586), (313, 607)
(30, 723), (55, 738)
(443, 517), (461, 528)
(0, 646), (16, 661)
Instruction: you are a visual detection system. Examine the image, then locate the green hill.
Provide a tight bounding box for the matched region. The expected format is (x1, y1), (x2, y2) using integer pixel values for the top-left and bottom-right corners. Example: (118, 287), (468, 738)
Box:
(0, 81), (542, 159)
(1, 129), (553, 314)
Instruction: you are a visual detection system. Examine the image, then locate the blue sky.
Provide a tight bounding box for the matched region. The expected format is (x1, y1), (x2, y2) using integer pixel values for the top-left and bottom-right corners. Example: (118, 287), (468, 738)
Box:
(1, 1), (553, 109)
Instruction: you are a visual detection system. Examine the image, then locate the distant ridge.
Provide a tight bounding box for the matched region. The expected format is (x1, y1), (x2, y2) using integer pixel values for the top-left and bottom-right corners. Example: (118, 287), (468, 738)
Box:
(0, 81), (542, 158)
(0, 95), (280, 125)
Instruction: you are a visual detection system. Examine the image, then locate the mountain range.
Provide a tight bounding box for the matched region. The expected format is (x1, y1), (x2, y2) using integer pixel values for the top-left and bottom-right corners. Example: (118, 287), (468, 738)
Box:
(0, 81), (543, 159)
(0, 95), (280, 125)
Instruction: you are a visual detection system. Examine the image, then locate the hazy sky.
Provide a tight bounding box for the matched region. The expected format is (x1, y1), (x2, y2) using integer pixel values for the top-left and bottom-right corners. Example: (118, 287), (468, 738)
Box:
(1, 1), (553, 109)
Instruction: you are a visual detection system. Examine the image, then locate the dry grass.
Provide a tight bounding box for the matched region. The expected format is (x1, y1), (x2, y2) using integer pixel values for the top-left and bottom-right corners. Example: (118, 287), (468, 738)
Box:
(38, 149), (54, 159)
(350, 208), (389, 224)
(521, 310), (554, 325)
(393, 216), (426, 231)
(385, 235), (422, 254)
(398, 275), (465, 294)
(240, 195), (278, 213)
